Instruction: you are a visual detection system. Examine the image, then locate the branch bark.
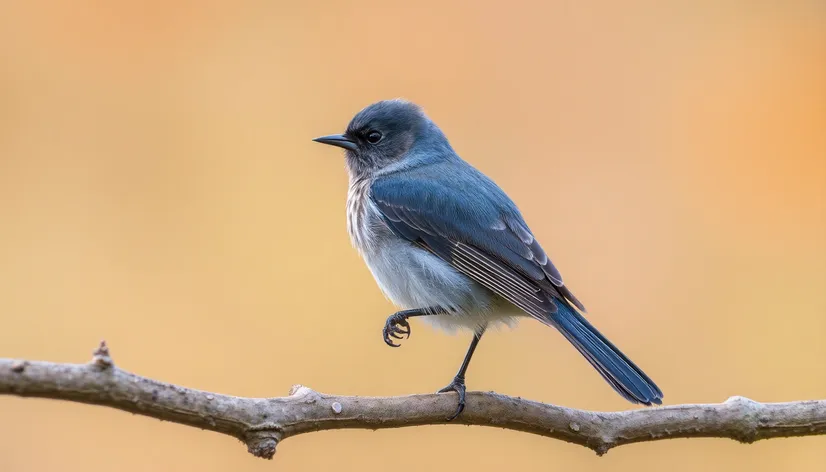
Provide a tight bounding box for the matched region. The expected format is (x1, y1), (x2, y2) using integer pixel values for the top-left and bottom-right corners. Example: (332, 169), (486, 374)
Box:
(1, 342), (824, 459)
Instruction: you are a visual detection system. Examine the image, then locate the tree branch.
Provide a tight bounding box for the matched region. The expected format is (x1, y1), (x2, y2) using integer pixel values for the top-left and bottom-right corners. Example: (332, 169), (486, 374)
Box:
(1, 342), (824, 459)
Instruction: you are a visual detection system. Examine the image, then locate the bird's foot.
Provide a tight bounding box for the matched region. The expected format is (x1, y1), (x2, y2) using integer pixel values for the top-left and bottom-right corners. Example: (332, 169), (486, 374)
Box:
(437, 376), (467, 421)
(382, 311), (411, 347)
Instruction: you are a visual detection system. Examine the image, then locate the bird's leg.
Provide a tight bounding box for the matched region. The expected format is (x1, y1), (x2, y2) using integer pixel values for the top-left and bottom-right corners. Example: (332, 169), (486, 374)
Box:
(438, 325), (486, 421)
(382, 307), (448, 347)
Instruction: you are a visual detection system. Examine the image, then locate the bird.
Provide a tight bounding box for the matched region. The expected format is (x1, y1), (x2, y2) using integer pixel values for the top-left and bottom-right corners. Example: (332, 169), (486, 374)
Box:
(313, 99), (663, 420)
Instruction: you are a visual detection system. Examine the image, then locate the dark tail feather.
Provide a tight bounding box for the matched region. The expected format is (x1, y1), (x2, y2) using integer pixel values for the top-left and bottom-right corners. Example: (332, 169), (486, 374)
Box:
(550, 300), (663, 405)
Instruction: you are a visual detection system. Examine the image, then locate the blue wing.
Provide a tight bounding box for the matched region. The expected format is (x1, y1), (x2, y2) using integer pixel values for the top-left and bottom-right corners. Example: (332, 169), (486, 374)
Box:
(369, 161), (585, 323)
(369, 161), (663, 406)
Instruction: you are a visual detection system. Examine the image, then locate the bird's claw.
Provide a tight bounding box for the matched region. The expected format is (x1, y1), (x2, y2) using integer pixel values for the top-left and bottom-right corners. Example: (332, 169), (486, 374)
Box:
(437, 376), (467, 421)
(382, 312), (412, 347)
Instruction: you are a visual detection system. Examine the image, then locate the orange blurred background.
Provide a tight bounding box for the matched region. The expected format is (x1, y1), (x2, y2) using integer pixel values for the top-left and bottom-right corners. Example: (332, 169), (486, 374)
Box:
(1, 1), (824, 471)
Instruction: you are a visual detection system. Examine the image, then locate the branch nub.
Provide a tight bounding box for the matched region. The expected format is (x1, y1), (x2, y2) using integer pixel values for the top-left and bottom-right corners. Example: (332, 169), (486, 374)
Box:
(91, 340), (113, 368)
(245, 431), (281, 460)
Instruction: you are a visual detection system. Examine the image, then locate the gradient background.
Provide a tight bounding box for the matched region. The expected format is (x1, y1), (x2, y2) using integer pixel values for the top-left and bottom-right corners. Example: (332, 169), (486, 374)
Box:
(1, 1), (824, 471)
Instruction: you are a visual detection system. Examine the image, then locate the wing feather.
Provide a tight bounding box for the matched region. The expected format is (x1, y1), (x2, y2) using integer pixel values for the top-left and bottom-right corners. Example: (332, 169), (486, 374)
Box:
(370, 173), (583, 322)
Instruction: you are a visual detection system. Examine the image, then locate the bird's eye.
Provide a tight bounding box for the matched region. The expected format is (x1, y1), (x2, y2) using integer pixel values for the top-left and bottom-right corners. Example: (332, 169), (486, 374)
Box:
(366, 130), (383, 144)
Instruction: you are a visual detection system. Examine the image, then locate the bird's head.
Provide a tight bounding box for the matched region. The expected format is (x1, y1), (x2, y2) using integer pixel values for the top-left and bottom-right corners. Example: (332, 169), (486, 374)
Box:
(314, 99), (450, 177)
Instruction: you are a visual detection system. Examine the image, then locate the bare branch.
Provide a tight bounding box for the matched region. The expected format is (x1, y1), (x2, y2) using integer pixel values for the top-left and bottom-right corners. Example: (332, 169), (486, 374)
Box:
(1, 342), (824, 459)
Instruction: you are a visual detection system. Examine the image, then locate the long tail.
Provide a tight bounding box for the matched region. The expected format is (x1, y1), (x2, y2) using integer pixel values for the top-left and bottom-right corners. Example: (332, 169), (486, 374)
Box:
(550, 300), (663, 405)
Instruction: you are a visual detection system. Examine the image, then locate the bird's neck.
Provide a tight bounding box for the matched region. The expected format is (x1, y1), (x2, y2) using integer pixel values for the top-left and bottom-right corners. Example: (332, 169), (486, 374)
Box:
(346, 161), (370, 185)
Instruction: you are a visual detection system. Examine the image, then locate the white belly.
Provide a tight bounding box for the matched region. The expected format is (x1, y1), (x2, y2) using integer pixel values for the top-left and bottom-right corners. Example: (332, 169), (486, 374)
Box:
(347, 178), (521, 333)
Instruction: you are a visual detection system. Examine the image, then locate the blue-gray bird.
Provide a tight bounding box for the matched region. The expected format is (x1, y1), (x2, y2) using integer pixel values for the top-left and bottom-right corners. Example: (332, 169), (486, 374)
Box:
(313, 99), (663, 419)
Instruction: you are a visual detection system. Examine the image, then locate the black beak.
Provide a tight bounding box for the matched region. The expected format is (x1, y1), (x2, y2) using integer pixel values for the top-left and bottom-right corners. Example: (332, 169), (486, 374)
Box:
(313, 134), (358, 152)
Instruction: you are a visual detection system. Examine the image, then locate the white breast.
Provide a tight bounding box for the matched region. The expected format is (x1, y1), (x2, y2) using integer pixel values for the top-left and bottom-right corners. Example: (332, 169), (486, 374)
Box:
(346, 176), (375, 253)
(345, 175), (521, 333)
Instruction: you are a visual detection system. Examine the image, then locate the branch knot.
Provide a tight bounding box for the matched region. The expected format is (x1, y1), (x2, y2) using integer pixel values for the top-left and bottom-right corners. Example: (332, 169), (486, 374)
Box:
(245, 429), (282, 460)
(91, 340), (113, 369)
